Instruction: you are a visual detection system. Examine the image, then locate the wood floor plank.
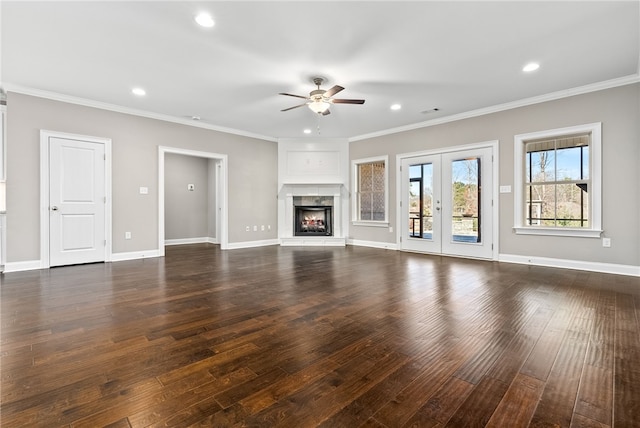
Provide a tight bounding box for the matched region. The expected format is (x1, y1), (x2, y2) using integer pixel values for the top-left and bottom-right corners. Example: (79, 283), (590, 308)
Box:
(1, 244), (638, 427)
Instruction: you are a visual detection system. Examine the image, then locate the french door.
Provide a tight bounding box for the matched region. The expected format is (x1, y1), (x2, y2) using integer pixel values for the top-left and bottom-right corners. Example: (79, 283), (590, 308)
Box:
(400, 146), (494, 259)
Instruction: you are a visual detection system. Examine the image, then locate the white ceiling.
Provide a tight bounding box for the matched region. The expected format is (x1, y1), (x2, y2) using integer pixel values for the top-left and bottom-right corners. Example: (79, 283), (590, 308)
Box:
(2, 1), (639, 141)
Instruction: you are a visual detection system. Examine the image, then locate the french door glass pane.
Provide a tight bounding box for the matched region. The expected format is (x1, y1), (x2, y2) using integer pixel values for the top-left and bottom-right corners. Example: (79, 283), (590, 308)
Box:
(408, 163), (433, 239)
(451, 158), (480, 243)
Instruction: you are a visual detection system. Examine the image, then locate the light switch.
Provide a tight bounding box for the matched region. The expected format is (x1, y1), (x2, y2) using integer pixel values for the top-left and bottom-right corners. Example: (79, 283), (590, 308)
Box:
(499, 185), (512, 193)
(139, 187), (148, 194)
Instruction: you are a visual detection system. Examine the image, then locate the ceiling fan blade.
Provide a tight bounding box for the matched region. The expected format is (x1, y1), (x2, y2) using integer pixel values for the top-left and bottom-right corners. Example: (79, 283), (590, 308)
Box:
(331, 99), (365, 104)
(281, 103), (308, 112)
(323, 85), (344, 98)
(279, 92), (309, 100)
(322, 109), (331, 116)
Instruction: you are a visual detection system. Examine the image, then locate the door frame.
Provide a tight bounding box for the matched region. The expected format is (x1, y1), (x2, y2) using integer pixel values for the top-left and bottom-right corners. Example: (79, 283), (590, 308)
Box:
(396, 140), (499, 260)
(158, 146), (228, 254)
(40, 130), (113, 268)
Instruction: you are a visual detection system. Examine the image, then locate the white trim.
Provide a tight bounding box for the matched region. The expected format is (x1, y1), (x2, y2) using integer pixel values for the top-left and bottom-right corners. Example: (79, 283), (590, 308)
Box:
(396, 140), (499, 260)
(350, 75), (640, 142)
(4, 83), (276, 143)
(513, 122), (602, 237)
(280, 237), (345, 247)
(159, 146), (228, 255)
(351, 221), (389, 228)
(40, 130), (113, 269)
(226, 239), (280, 250)
(351, 155), (389, 224)
(499, 253), (640, 277)
(111, 249), (161, 262)
(347, 239), (398, 251)
(165, 237), (217, 246)
(4, 260), (42, 273)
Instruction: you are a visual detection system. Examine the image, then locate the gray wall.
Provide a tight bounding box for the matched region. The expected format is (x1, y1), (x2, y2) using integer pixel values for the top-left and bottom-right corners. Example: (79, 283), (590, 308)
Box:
(6, 92), (278, 263)
(350, 83), (640, 267)
(164, 153), (209, 240)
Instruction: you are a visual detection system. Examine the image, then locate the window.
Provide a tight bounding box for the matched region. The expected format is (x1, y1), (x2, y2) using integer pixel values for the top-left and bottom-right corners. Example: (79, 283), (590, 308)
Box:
(514, 123), (602, 237)
(352, 156), (388, 226)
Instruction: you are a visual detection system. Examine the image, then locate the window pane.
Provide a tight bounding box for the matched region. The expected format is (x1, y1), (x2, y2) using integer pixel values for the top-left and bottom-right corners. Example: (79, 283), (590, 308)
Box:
(372, 192), (385, 221)
(371, 163), (385, 191)
(357, 161), (386, 221)
(360, 192), (372, 220)
(359, 164), (372, 191)
(527, 184), (556, 226)
(526, 145), (556, 182)
(556, 183), (588, 227)
(556, 146), (583, 181)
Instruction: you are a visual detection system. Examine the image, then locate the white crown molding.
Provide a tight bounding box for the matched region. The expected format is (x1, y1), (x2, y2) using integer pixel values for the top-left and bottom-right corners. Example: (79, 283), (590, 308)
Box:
(2, 83), (277, 143)
(349, 74), (640, 142)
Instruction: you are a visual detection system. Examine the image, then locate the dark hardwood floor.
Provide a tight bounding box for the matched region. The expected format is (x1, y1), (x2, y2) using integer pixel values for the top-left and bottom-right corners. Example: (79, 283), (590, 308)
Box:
(1, 244), (639, 427)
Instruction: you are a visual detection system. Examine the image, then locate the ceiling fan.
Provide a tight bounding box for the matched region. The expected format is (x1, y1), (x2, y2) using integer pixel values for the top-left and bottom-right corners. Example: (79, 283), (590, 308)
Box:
(279, 77), (365, 115)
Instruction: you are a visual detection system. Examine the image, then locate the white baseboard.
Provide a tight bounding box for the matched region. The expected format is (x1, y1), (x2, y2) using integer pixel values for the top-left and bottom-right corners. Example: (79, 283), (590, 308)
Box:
(111, 249), (162, 262)
(226, 239), (280, 250)
(499, 253), (640, 277)
(165, 237), (217, 246)
(280, 237), (346, 247)
(348, 239), (398, 251)
(4, 259), (43, 273)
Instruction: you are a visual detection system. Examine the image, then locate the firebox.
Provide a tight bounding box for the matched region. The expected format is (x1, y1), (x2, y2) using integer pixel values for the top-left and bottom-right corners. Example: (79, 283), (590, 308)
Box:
(294, 206), (333, 236)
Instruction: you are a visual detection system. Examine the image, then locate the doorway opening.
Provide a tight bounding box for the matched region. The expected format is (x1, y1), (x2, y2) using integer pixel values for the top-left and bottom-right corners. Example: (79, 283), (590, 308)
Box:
(158, 146), (228, 256)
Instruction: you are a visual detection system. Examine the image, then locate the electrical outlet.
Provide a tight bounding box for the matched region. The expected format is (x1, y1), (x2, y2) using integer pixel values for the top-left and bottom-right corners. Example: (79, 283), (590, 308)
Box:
(261, 225), (265, 231)
(125, 231), (131, 240)
(602, 237), (611, 248)
(245, 226), (250, 232)
(253, 225), (258, 232)
(187, 184), (195, 191)
(268, 225), (271, 230)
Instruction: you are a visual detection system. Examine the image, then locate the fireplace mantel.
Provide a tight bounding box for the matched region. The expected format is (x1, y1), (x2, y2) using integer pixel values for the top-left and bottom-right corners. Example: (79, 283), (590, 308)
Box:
(277, 139), (348, 246)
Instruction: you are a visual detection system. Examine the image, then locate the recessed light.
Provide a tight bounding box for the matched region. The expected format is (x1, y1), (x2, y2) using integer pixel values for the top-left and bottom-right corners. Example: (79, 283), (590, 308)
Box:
(523, 62), (540, 72)
(195, 12), (214, 28)
(303, 129), (312, 134)
(131, 87), (146, 96)
(390, 104), (402, 111)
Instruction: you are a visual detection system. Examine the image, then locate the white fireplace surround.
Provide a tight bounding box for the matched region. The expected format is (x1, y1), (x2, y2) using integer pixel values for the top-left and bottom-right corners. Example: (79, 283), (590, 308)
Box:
(278, 139), (349, 246)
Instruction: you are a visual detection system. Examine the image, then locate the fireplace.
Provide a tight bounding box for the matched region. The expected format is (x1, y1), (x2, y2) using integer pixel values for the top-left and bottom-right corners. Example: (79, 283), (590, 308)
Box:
(295, 206), (333, 236)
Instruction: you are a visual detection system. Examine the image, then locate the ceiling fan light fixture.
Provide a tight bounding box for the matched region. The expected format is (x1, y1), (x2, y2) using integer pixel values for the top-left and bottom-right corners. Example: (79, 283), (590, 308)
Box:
(308, 100), (330, 114)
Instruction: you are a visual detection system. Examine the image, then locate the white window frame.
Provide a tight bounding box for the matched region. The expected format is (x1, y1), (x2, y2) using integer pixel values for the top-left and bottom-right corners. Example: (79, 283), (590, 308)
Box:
(351, 155), (389, 227)
(513, 122), (602, 238)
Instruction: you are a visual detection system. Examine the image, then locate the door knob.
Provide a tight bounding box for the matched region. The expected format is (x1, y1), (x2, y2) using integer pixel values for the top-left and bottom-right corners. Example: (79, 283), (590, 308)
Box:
(51, 206), (59, 211)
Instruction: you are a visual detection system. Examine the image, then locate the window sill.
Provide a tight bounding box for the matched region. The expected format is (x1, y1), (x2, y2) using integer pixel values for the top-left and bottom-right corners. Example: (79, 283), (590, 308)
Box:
(513, 227), (603, 238)
(352, 221), (389, 228)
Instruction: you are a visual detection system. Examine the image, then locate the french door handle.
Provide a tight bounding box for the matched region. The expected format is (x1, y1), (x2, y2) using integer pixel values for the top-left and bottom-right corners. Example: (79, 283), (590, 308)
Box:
(51, 206), (59, 211)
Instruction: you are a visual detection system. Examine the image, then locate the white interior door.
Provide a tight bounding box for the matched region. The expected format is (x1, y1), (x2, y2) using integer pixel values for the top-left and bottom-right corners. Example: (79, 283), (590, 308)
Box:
(401, 146), (494, 259)
(49, 137), (106, 266)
